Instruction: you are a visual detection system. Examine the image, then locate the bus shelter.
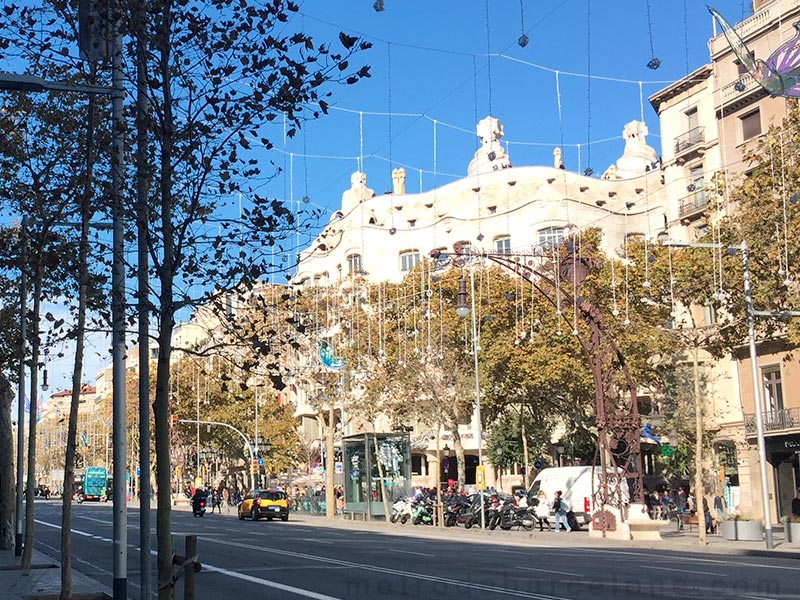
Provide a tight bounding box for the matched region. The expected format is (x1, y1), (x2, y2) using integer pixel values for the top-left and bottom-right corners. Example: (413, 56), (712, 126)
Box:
(342, 432), (410, 520)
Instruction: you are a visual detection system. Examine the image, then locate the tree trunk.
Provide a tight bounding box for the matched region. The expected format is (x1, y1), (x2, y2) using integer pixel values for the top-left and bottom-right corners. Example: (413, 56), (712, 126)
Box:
(156, 1), (176, 596)
(693, 343), (706, 545)
(21, 267), (41, 570)
(0, 373), (14, 549)
(324, 404), (335, 519)
(60, 80), (96, 600)
(451, 425), (465, 491)
(371, 427), (391, 523)
(521, 408), (529, 490)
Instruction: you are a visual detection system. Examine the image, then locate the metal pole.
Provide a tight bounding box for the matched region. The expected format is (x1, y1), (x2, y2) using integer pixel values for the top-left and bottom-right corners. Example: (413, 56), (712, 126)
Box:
(255, 386), (259, 488)
(178, 420), (255, 490)
(110, 22), (128, 600)
(15, 217), (27, 557)
(469, 269), (484, 529)
(742, 241), (774, 549)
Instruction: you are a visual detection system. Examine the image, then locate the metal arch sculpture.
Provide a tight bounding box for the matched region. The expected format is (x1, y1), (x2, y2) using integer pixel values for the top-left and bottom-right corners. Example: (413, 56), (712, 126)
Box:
(441, 244), (644, 535)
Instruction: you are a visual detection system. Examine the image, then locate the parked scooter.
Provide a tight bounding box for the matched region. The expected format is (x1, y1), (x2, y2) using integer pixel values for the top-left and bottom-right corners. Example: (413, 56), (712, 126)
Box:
(390, 498), (414, 525)
(498, 502), (537, 531)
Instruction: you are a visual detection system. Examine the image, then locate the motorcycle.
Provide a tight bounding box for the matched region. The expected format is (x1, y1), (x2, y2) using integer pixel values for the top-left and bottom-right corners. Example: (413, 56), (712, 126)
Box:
(443, 494), (471, 528)
(192, 493), (207, 517)
(410, 496), (434, 525)
(498, 502), (537, 531)
(390, 498), (414, 525)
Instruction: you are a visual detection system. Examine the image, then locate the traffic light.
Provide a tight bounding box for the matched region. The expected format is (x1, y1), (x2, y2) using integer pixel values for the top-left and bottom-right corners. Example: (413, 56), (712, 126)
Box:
(170, 414), (178, 427)
(250, 460), (259, 476)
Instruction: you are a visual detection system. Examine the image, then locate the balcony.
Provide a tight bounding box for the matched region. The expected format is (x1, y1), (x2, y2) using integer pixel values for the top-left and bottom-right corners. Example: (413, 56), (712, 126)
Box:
(678, 189), (708, 220)
(674, 126), (705, 155)
(744, 407), (800, 435)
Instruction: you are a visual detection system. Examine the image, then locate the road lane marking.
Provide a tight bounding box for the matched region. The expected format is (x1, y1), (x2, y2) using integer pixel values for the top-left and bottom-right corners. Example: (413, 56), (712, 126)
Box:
(519, 566), (585, 578)
(202, 563), (346, 600)
(640, 565), (719, 576)
(35, 519), (112, 543)
(302, 538), (333, 544)
(387, 549), (435, 557)
(206, 537), (573, 600)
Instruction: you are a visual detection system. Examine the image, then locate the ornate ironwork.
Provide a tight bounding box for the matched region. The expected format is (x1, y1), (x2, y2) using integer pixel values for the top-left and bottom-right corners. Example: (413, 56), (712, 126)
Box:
(438, 245), (645, 534)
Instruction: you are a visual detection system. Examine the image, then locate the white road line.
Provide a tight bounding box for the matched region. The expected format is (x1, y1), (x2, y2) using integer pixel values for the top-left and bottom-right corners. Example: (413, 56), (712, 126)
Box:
(203, 564), (346, 600)
(640, 565), (720, 576)
(519, 566), (585, 578)
(387, 548), (435, 557)
(302, 538), (333, 544)
(206, 536), (573, 600)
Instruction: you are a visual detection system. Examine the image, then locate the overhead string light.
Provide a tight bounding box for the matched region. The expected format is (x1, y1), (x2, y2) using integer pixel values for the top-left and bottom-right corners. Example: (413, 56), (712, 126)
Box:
(623, 209), (631, 326)
(485, 0), (493, 116)
(584, 1), (593, 178)
(518, 0), (529, 48)
(645, 0), (661, 69)
(553, 243), (563, 335)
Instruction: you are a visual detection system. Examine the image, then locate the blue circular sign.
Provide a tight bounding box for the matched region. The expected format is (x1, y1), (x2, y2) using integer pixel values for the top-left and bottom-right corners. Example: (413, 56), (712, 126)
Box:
(533, 459), (543, 470)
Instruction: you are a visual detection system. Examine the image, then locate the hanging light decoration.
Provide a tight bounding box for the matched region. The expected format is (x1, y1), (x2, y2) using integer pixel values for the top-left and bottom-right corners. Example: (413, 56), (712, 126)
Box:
(373, 0), (385, 12)
(517, 0), (528, 47)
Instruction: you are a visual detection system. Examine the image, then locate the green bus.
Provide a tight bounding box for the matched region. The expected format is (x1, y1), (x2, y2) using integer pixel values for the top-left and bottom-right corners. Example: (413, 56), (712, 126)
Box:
(84, 467), (108, 501)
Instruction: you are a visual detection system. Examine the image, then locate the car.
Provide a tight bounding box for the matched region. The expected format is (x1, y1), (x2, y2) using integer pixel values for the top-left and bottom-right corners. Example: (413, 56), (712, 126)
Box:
(238, 489), (289, 521)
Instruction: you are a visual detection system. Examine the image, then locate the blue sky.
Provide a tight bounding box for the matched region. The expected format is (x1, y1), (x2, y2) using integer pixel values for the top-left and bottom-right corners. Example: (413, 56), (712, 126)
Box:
(34, 0), (756, 401)
(250, 0), (749, 220)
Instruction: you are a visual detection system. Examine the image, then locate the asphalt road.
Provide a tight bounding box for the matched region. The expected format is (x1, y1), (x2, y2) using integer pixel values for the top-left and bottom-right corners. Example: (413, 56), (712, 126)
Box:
(30, 500), (800, 600)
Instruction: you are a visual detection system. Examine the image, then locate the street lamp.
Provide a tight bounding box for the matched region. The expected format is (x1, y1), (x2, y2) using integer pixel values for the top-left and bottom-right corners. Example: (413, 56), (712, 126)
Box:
(457, 270), (484, 528)
(556, 444), (565, 467)
(662, 239), (786, 549)
(0, 66), (126, 591)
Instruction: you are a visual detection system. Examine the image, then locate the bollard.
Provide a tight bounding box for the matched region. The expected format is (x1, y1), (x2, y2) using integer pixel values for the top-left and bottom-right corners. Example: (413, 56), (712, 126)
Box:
(184, 535), (197, 600)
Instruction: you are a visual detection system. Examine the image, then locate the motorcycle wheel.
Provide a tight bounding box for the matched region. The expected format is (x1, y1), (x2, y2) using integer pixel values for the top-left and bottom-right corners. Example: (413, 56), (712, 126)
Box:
(489, 514), (499, 530)
(412, 514), (421, 525)
(464, 515), (474, 529)
(521, 520), (535, 531)
(444, 514), (457, 528)
(390, 513), (399, 524)
(400, 513), (409, 525)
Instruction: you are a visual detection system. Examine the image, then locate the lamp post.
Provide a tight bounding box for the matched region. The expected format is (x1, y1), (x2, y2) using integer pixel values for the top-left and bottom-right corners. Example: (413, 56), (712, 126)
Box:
(457, 271), (484, 528)
(556, 444), (565, 467)
(178, 419), (256, 491)
(662, 239), (783, 549)
(0, 67), (126, 588)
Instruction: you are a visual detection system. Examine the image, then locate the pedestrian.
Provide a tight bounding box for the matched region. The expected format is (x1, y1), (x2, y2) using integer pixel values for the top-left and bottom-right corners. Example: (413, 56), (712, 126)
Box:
(792, 488), (800, 519)
(223, 487), (231, 513)
(660, 490), (671, 520)
(213, 487), (223, 514)
(702, 496), (712, 533)
(552, 490), (571, 532)
(713, 493), (725, 521)
(534, 492), (551, 531)
(676, 487), (687, 515)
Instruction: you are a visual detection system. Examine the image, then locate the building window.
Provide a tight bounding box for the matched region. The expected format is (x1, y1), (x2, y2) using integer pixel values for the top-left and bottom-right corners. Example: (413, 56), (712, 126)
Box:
(761, 366), (783, 412)
(347, 253), (362, 275)
(741, 109), (761, 141)
(411, 454), (427, 476)
(685, 107), (698, 131)
(702, 302), (716, 326)
(400, 250), (420, 271)
(694, 224), (708, 240)
(538, 226), (564, 249)
(494, 236), (511, 254)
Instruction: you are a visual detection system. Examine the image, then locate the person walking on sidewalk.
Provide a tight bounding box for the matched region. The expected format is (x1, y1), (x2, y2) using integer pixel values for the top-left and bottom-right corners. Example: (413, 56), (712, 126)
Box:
(553, 491), (571, 532)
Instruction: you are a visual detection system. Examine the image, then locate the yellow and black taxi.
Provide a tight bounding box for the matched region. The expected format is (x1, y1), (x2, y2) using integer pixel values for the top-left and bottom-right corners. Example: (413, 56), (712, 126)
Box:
(238, 489), (290, 521)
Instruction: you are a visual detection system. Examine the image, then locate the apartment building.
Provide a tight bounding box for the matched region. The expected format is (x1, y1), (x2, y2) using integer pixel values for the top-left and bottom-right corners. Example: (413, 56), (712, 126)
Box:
(292, 115), (667, 489)
(650, 0), (800, 520)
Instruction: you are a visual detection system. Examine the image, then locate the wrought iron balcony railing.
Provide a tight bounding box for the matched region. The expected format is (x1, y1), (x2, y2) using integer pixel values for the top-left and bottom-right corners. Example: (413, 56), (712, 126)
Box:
(674, 126), (705, 155)
(744, 406), (800, 435)
(679, 190), (707, 218)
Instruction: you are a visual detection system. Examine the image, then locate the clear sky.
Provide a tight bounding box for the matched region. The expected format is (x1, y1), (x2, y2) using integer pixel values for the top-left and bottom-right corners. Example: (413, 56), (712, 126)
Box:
(32, 0), (757, 405)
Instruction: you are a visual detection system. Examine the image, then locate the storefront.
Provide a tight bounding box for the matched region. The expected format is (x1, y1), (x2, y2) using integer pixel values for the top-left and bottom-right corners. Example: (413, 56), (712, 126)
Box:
(766, 434), (800, 520)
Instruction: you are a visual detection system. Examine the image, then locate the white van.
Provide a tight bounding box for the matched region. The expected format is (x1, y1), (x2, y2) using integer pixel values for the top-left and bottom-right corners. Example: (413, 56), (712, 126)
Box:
(527, 466), (629, 525)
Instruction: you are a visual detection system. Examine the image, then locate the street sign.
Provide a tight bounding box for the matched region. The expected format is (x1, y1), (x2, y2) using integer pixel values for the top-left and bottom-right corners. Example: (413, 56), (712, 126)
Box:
(476, 465), (485, 489)
(334, 461), (343, 474)
(136, 466), (140, 477)
(257, 458), (264, 466)
(661, 443), (674, 457)
(533, 459), (543, 470)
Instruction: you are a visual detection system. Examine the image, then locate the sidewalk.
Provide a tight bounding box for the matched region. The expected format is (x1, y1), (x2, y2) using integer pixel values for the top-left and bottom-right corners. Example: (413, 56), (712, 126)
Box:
(0, 546), (113, 600)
